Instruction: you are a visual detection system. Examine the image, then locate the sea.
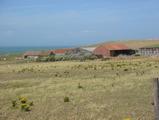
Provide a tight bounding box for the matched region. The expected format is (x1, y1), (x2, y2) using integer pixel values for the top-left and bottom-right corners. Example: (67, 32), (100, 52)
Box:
(0, 46), (73, 55)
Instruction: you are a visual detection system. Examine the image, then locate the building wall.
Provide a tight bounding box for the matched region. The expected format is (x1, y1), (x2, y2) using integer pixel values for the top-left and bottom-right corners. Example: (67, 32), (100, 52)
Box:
(110, 50), (135, 56)
(24, 56), (39, 59)
(94, 46), (135, 57)
(93, 46), (110, 57)
(139, 48), (159, 56)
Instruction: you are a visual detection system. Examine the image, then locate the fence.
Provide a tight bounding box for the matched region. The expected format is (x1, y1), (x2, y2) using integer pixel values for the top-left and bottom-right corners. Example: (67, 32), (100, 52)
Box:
(154, 78), (159, 120)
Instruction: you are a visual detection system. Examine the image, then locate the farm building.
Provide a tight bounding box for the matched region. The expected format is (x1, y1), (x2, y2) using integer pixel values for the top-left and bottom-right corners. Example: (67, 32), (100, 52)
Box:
(93, 44), (135, 57)
(49, 48), (72, 55)
(23, 51), (54, 59)
(139, 45), (159, 56)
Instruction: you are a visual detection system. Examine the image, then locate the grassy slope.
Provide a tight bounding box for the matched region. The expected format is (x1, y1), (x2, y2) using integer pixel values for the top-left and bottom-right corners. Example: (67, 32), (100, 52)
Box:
(90, 39), (159, 49)
(0, 58), (157, 120)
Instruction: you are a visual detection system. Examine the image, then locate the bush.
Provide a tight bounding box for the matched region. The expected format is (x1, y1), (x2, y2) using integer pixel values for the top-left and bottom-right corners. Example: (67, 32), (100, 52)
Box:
(124, 68), (128, 71)
(64, 96), (70, 102)
(54, 55), (64, 61)
(85, 55), (97, 60)
(134, 53), (141, 56)
(21, 104), (31, 111)
(12, 100), (17, 107)
(78, 83), (83, 89)
(18, 68), (35, 73)
(101, 57), (111, 61)
(11, 96), (33, 112)
(19, 96), (27, 103)
(36, 55), (55, 62)
(47, 55), (55, 61)
(34, 52), (99, 62)
(29, 101), (34, 106)
(36, 53), (98, 62)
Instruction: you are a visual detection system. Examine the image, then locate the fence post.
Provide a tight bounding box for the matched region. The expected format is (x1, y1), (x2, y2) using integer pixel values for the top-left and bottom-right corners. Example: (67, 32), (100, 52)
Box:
(154, 78), (159, 120)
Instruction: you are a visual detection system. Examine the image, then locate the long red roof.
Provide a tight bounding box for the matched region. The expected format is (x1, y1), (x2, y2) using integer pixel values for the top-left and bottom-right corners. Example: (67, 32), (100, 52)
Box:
(101, 44), (130, 50)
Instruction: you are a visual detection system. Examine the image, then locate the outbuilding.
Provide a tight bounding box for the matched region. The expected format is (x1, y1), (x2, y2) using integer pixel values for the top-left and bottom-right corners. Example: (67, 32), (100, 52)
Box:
(93, 44), (135, 58)
(139, 45), (159, 56)
(23, 51), (53, 59)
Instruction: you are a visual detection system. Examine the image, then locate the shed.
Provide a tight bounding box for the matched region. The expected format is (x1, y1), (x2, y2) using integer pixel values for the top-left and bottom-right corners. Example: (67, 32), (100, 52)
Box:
(93, 44), (135, 57)
(23, 51), (53, 59)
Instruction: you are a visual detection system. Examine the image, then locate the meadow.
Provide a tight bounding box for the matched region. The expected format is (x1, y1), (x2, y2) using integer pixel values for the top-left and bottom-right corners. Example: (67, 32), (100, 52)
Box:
(0, 58), (158, 120)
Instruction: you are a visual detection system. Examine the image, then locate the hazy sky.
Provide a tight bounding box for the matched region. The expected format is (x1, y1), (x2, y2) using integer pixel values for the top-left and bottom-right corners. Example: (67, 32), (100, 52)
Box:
(0, 0), (159, 46)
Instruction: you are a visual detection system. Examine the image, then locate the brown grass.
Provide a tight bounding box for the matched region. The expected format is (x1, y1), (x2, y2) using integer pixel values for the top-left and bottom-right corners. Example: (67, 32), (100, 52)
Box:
(0, 58), (158, 120)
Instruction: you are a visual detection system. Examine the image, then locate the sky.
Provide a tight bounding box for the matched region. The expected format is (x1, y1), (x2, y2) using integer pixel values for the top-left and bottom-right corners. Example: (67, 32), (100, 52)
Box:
(0, 0), (159, 47)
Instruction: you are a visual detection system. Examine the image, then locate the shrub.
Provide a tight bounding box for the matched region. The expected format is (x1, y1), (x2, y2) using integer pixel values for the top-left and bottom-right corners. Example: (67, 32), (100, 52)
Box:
(54, 73), (58, 77)
(134, 53), (141, 56)
(21, 104), (31, 111)
(19, 96), (27, 103)
(36, 57), (42, 62)
(47, 55), (55, 61)
(78, 83), (83, 89)
(11, 96), (33, 112)
(82, 55), (97, 60)
(116, 72), (119, 76)
(94, 67), (97, 70)
(64, 96), (70, 102)
(84, 67), (88, 70)
(124, 68), (128, 71)
(18, 68), (35, 73)
(29, 101), (34, 106)
(35, 55), (55, 62)
(12, 100), (17, 107)
(101, 57), (111, 61)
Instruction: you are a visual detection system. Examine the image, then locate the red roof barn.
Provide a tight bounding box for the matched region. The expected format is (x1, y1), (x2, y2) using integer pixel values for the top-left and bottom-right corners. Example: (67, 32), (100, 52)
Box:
(23, 51), (52, 59)
(93, 44), (135, 57)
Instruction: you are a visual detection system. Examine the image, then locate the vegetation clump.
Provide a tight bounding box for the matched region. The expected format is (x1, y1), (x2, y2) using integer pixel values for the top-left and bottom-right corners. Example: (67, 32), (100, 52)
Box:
(78, 83), (83, 89)
(19, 96), (27, 103)
(64, 96), (70, 102)
(12, 100), (17, 107)
(21, 103), (31, 111)
(11, 96), (33, 112)
(124, 68), (128, 71)
(18, 68), (35, 73)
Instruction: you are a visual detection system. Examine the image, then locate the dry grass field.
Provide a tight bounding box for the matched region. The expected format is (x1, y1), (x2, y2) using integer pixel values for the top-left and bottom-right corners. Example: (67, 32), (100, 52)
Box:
(0, 58), (158, 120)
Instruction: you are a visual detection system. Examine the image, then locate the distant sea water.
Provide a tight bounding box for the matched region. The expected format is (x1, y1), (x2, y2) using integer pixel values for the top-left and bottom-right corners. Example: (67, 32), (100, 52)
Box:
(0, 46), (73, 55)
